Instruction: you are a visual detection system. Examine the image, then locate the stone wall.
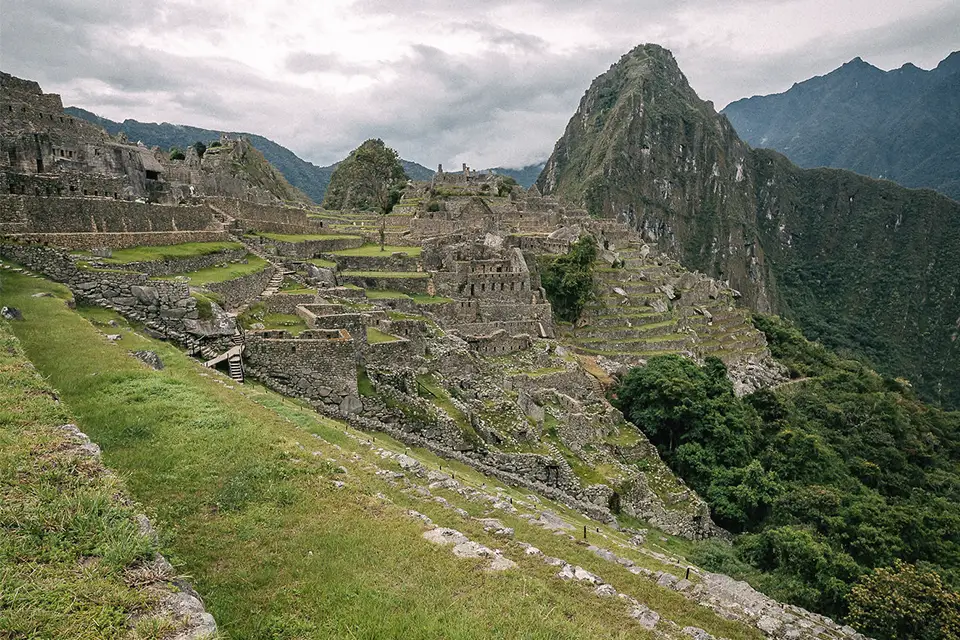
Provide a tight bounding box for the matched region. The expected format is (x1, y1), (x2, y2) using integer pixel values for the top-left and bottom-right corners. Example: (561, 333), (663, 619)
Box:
(364, 337), (416, 368)
(0, 195), (218, 234)
(244, 329), (359, 407)
(6, 230), (231, 250)
(325, 251), (421, 272)
(249, 235), (363, 258)
(211, 199), (323, 234)
(205, 265), (275, 310)
(91, 247), (248, 278)
(338, 273), (431, 294)
(464, 331), (533, 356)
(264, 292), (318, 315)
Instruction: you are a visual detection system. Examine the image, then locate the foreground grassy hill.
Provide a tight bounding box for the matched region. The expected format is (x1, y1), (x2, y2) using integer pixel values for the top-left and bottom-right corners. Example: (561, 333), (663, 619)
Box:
(0, 305), (216, 638)
(1, 268), (767, 640)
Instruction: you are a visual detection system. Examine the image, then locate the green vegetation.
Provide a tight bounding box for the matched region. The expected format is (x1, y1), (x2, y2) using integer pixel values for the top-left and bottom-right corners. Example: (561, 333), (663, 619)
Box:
(155, 254), (268, 285)
(847, 561), (960, 640)
(331, 244), (422, 257)
(322, 138), (408, 214)
(0, 321), (158, 638)
(540, 236), (598, 322)
(612, 316), (960, 634)
(168, 146), (185, 161)
(366, 326), (400, 344)
(0, 270), (765, 640)
(75, 241), (243, 264)
(257, 232), (359, 243)
(342, 270), (430, 279)
(411, 293), (453, 304)
(365, 289), (410, 300)
(191, 291), (222, 320)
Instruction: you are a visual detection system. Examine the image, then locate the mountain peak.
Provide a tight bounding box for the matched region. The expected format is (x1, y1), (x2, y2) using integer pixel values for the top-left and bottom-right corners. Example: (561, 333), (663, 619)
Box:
(936, 50), (960, 74)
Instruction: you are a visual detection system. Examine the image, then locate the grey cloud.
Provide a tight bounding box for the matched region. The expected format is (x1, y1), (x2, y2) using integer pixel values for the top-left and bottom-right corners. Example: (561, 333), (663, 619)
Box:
(3, 0), (956, 172)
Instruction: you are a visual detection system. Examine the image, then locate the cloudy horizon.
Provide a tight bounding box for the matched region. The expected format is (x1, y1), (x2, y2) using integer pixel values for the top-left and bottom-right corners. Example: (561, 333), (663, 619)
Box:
(1, 0), (956, 170)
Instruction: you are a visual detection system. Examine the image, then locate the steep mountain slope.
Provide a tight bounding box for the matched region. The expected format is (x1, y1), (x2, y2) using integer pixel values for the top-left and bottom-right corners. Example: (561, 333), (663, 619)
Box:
(722, 52), (960, 201)
(538, 44), (960, 408)
(64, 108), (435, 202)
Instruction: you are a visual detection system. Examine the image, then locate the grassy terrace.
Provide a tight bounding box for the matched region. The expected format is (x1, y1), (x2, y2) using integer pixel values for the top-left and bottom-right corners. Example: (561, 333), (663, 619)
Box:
(342, 270), (430, 279)
(0, 268), (764, 640)
(153, 254), (268, 285)
(367, 326), (401, 344)
(365, 289), (453, 304)
(0, 319), (160, 638)
(255, 232), (361, 243)
(330, 244), (422, 257)
(72, 241), (244, 264)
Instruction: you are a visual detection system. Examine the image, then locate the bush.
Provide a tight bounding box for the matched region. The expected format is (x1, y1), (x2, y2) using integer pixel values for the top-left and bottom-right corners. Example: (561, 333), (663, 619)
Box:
(169, 147), (185, 161)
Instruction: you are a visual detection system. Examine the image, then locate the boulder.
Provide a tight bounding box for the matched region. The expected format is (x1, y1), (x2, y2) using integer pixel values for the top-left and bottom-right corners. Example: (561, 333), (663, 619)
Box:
(1, 306), (23, 320)
(183, 302), (237, 337)
(339, 394), (363, 414)
(131, 350), (164, 370)
(130, 285), (159, 305)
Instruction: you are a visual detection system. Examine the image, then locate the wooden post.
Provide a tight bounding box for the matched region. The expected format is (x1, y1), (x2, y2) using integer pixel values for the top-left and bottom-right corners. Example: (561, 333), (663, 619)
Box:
(583, 525), (587, 540)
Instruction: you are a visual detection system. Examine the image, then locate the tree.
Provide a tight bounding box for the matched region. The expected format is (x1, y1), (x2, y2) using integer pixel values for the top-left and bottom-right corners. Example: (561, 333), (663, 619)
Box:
(169, 146), (185, 161)
(847, 562), (960, 640)
(192, 141), (207, 159)
(323, 139), (408, 251)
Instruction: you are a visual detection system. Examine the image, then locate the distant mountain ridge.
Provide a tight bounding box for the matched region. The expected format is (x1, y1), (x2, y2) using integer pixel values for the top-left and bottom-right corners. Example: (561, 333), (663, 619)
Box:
(721, 51), (960, 201)
(63, 107), (435, 202)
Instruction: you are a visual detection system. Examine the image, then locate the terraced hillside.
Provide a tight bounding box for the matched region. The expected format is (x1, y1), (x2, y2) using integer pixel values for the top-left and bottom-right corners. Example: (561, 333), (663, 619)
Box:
(560, 241), (781, 394)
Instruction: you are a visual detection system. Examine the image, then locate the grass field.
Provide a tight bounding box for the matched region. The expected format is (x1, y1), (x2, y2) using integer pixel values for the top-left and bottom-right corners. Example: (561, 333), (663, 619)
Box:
(153, 255), (269, 285)
(73, 241), (244, 264)
(1, 269), (762, 640)
(331, 244), (422, 257)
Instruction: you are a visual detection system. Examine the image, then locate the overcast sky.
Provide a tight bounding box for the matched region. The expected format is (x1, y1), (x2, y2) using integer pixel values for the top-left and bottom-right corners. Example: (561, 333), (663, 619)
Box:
(1, 0), (956, 169)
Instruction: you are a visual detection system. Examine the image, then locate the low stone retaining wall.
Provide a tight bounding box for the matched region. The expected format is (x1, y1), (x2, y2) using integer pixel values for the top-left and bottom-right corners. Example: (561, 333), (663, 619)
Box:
(0, 243), (235, 341)
(205, 265), (276, 311)
(325, 251), (421, 273)
(4, 230), (231, 250)
(338, 273), (431, 294)
(251, 235), (363, 258)
(264, 292), (318, 315)
(94, 247), (248, 278)
(244, 329), (359, 406)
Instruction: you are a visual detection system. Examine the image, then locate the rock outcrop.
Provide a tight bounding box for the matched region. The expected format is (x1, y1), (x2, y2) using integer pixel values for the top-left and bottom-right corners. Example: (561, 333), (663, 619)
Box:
(538, 44), (960, 408)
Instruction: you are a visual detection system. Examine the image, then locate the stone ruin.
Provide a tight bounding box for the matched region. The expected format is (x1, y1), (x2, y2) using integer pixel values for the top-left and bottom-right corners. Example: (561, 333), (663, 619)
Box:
(0, 78), (785, 542)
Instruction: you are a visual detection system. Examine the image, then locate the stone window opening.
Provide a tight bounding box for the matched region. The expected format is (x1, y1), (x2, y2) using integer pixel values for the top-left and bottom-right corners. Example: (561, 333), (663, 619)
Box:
(145, 170), (160, 180)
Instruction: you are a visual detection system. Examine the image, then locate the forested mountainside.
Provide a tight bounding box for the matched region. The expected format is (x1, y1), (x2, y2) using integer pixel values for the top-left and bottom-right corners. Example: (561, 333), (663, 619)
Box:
(722, 52), (960, 201)
(613, 320), (960, 633)
(537, 44), (960, 409)
(64, 107), (434, 202)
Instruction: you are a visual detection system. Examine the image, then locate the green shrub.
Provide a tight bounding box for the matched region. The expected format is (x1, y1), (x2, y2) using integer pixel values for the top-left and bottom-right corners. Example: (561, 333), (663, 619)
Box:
(540, 236), (597, 322)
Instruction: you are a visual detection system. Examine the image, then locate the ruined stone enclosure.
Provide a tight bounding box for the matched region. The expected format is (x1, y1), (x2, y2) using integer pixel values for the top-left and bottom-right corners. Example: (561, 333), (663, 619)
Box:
(1, 80), (787, 543)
